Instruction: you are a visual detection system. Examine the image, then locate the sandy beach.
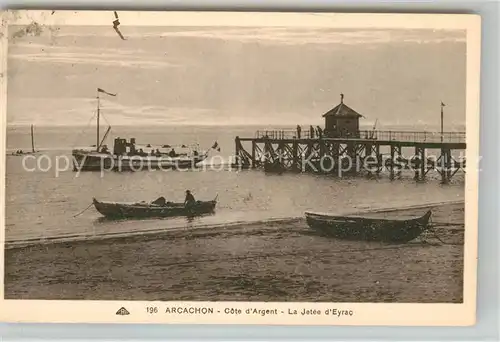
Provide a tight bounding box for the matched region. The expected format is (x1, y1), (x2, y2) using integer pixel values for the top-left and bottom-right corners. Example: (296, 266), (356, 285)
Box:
(4, 201), (464, 303)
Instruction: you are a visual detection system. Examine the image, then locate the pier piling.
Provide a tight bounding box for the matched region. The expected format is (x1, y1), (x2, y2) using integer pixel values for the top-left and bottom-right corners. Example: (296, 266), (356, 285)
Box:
(235, 129), (466, 183)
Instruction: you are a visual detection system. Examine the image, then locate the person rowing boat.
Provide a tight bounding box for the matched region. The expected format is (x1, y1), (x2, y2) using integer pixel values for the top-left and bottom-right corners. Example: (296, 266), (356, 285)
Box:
(150, 190), (196, 208)
(184, 190), (196, 208)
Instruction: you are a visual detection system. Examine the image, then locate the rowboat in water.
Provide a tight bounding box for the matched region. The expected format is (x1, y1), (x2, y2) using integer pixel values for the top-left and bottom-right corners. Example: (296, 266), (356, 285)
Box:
(92, 196), (217, 219)
(304, 210), (432, 243)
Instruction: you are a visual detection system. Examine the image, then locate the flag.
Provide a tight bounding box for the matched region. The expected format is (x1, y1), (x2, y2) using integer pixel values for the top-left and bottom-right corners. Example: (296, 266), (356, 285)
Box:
(211, 141), (221, 152)
(97, 88), (117, 97)
(441, 102), (445, 107)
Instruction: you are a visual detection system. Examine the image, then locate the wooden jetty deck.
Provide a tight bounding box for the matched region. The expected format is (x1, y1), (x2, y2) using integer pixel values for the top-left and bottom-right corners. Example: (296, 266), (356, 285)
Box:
(235, 129), (466, 183)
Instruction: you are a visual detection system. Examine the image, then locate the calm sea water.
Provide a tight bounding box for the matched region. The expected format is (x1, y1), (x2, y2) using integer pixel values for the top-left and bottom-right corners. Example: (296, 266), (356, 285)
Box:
(5, 125), (465, 244)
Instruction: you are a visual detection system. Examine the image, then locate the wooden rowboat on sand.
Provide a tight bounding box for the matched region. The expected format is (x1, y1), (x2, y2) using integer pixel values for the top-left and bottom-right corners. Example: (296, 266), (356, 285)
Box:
(304, 210), (432, 243)
(92, 196), (217, 220)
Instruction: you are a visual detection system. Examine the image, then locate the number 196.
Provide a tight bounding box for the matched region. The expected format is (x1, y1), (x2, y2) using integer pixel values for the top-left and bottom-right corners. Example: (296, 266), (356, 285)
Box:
(146, 306), (158, 314)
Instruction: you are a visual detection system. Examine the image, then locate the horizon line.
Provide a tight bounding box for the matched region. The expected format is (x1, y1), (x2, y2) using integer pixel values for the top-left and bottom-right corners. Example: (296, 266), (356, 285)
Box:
(6, 122), (466, 127)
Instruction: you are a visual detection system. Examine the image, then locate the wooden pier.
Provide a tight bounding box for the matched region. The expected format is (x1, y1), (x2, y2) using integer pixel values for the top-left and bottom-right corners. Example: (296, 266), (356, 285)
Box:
(234, 130), (466, 183)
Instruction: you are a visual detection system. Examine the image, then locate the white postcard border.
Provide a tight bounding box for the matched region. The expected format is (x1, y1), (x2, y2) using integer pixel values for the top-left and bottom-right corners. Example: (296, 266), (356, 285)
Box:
(0, 10), (481, 326)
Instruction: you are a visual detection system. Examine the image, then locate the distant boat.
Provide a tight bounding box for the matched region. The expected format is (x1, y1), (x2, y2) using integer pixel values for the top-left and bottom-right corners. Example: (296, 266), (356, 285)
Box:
(72, 88), (211, 172)
(8, 124), (39, 156)
(92, 196), (217, 220)
(72, 146), (210, 172)
(304, 210), (432, 243)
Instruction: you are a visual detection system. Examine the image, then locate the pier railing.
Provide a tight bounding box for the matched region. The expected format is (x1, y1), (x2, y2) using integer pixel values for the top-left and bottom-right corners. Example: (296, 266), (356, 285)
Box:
(255, 129), (465, 143)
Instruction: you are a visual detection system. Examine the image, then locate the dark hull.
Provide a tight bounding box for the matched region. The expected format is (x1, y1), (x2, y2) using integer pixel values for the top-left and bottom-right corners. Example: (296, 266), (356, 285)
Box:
(305, 210), (432, 243)
(93, 198), (217, 219)
(7, 151), (38, 157)
(264, 161), (285, 174)
(72, 151), (207, 172)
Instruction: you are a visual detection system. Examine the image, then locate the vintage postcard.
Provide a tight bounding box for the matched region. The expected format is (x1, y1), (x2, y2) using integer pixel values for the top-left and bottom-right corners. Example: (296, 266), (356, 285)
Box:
(0, 10), (480, 325)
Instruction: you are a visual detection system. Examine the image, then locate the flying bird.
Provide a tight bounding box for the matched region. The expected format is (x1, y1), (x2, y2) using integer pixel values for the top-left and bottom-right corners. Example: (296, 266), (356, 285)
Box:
(112, 11), (126, 40)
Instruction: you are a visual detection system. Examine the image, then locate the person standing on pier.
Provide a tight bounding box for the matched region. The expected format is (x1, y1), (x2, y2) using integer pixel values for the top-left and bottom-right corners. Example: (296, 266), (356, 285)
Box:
(296, 125), (302, 139)
(310, 125), (315, 138)
(317, 126), (323, 139)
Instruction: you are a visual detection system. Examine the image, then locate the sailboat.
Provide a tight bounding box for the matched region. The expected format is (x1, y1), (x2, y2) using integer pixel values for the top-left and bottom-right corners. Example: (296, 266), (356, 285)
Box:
(72, 88), (211, 172)
(8, 124), (39, 156)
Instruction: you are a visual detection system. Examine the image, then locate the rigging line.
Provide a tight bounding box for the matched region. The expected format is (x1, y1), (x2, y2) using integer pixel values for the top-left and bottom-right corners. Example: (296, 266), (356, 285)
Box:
(101, 106), (111, 145)
(429, 228), (462, 245)
(98, 101), (111, 124)
(95, 100), (114, 147)
(98, 102), (112, 128)
(427, 216), (462, 246)
(102, 114), (112, 127)
(72, 202), (94, 218)
(71, 112), (98, 148)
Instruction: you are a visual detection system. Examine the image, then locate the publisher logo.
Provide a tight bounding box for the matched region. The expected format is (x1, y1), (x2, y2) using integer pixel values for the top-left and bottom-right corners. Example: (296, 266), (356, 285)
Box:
(116, 307), (130, 315)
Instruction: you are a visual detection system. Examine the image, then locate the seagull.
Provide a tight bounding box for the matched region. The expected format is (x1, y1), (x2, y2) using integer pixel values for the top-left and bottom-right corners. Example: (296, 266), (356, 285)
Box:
(112, 11), (126, 40)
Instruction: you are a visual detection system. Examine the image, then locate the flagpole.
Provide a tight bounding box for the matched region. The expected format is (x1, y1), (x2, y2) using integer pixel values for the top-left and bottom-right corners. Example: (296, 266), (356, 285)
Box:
(440, 102), (444, 143)
(97, 89), (100, 152)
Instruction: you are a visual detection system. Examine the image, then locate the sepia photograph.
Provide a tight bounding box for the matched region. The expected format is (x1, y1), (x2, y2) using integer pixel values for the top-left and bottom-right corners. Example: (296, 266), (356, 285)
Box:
(0, 11), (480, 325)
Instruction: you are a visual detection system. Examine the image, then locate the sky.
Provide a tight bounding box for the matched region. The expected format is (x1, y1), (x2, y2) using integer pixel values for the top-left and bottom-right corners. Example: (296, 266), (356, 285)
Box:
(6, 25), (466, 128)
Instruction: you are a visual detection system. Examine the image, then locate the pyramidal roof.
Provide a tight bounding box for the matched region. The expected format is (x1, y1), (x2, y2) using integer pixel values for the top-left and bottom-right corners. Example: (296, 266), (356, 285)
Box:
(322, 94), (363, 118)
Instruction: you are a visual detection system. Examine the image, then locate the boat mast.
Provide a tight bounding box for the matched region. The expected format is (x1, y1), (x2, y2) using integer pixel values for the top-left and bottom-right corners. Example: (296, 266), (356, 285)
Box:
(30, 124), (35, 153)
(96, 90), (100, 152)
